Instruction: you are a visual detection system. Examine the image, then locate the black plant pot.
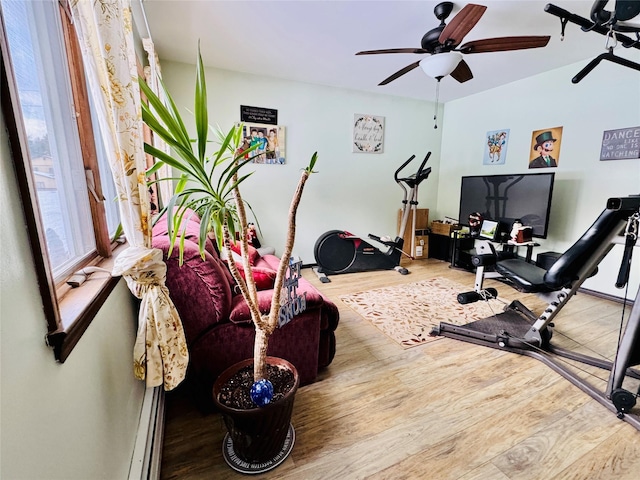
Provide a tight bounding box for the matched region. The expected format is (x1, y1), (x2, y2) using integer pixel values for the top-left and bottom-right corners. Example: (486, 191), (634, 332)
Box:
(212, 356), (299, 473)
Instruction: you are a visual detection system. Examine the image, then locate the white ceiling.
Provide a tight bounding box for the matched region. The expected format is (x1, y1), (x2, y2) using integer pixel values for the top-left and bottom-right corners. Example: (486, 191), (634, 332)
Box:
(141, 0), (640, 103)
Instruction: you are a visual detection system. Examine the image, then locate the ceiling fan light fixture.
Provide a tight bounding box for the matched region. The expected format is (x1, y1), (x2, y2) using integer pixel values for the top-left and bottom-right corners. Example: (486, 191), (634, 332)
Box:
(419, 51), (463, 79)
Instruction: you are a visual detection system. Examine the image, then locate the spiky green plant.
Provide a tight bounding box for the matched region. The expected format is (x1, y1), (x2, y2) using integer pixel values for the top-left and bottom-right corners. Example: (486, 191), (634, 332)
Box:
(140, 47), (317, 384)
(139, 61), (255, 261)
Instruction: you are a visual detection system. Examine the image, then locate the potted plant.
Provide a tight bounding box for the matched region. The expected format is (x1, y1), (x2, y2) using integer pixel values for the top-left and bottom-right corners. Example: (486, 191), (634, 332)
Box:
(139, 49), (317, 472)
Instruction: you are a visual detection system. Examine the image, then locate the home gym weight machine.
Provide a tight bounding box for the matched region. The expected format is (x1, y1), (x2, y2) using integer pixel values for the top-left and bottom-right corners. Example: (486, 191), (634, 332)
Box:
(545, 1), (640, 83)
(313, 153), (432, 282)
(432, 195), (640, 430)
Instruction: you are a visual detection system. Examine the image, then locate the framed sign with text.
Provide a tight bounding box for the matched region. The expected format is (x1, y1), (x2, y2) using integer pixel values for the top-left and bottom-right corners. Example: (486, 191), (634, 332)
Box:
(240, 105), (278, 125)
(353, 114), (384, 153)
(600, 126), (640, 161)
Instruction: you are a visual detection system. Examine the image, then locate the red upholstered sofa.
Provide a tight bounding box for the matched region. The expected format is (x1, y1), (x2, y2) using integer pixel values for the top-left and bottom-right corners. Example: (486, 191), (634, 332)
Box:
(151, 212), (339, 410)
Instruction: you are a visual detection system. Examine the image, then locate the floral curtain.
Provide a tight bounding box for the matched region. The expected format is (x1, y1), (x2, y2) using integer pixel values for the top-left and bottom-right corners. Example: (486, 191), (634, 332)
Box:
(142, 38), (172, 210)
(68, 0), (188, 390)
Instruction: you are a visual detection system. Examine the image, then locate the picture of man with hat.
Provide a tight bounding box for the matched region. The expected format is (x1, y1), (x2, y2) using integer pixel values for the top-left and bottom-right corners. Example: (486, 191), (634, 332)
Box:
(530, 130), (559, 168)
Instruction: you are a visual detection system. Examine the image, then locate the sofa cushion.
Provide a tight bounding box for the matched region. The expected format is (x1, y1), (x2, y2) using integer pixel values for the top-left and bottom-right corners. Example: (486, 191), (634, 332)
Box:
(208, 243), (237, 289)
(230, 241), (261, 265)
(153, 213), (239, 290)
(228, 272), (325, 324)
(152, 235), (233, 343)
(152, 212), (216, 258)
(235, 263), (277, 290)
(259, 254), (282, 271)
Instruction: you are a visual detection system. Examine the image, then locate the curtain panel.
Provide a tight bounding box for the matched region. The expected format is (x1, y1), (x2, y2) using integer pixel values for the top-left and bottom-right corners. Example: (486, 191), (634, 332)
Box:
(68, 0), (188, 390)
(142, 37), (173, 210)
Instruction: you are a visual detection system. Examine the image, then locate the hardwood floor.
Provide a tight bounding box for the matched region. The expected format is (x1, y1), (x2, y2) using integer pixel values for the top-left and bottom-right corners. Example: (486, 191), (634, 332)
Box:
(160, 259), (639, 480)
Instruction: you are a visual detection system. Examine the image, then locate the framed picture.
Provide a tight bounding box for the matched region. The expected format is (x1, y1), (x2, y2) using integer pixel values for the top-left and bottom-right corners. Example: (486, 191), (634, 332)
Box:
(529, 126), (563, 169)
(353, 114), (384, 153)
(483, 129), (509, 165)
(239, 123), (286, 165)
(479, 219), (499, 240)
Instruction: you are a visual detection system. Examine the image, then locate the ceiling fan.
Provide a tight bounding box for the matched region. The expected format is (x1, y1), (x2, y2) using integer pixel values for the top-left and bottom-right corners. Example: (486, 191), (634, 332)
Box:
(356, 2), (551, 86)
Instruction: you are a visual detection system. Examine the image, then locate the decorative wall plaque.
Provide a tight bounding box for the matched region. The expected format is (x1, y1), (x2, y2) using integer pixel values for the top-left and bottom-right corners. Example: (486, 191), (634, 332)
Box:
(353, 114), (384, 153)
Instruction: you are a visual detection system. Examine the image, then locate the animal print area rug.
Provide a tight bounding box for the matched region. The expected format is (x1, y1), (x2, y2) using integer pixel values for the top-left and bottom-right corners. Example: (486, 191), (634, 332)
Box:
(339, 277), (504, 349)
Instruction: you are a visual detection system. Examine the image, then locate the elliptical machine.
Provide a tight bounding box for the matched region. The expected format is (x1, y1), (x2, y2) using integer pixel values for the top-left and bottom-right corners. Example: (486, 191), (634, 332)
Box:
(313, 153), (432, 282)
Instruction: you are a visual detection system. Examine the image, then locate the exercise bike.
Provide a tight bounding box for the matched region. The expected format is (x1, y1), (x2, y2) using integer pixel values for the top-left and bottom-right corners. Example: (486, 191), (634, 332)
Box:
(313, 153), (432, 282)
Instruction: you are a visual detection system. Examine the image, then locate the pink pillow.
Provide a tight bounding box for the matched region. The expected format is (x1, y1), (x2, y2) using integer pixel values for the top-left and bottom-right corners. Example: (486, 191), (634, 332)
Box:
(230, 241), (261, 265)
(235, 263), (276, 291)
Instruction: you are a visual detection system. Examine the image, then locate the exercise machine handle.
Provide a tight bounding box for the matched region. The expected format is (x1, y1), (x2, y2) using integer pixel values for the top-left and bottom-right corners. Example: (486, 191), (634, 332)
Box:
(616, 236), (634, 289)
(394, 152), (432, 185)
(394, 155), (416, 183)
(416, 152), (432, 183)
(367, 233), (391, 245)
(616, 213), (638, 289)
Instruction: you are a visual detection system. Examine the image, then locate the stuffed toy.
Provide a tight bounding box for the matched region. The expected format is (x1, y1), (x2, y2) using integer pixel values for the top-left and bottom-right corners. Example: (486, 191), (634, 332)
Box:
(247, 223), (261, 248)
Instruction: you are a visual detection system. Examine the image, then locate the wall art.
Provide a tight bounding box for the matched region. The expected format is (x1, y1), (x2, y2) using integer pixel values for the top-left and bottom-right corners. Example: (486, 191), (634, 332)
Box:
(529, 126), (563, 169)
(240, 105), (278, 125)
(600, 126), (640, 161)
(353, 114), (384, 153)
(483, 129), (510, 165)
(239, 123), (286, 165)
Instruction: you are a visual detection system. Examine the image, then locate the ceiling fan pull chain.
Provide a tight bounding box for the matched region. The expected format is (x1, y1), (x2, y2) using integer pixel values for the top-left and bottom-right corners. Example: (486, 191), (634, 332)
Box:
(560, 17), (569, 40)
(605, 25), (618, 50)
(433, 79), (440, 129)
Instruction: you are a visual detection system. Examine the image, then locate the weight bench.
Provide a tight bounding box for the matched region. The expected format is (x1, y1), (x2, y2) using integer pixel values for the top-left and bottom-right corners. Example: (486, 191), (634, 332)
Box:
(432, 195), (640, 429)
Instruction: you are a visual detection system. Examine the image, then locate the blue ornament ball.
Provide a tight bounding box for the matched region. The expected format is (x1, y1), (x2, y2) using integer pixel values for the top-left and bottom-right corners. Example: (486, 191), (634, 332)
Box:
(250, 379), (274, 407)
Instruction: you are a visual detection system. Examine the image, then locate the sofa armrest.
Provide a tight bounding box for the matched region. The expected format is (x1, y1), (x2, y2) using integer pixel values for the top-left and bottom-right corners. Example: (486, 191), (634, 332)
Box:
(153, 235), (233, 344)
(321, 299), (340, 332)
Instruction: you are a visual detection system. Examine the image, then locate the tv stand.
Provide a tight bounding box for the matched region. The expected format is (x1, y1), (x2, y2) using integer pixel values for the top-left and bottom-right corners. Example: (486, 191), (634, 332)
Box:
(450, 231), (539, 270)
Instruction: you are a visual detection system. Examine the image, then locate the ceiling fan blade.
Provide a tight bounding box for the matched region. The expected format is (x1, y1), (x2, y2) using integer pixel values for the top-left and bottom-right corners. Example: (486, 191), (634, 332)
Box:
(379, 60), (421, 85)
(459, 36), (551, 54)
(450, 59), (473, 83)
(439, 4), (487, 46)
(356, 48), (429, 55)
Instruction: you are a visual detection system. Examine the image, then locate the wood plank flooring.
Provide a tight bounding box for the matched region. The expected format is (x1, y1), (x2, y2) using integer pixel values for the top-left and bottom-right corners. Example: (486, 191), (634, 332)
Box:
(160, 259), (639, 480)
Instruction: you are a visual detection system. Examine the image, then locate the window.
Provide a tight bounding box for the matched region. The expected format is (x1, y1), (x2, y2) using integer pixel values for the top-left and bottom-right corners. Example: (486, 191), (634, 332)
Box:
(1, 0), (123, 361)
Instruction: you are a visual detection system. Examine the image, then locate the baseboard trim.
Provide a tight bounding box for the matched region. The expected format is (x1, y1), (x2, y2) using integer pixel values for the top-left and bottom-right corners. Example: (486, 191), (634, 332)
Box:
(578, 287), (635, 306)
(129, 386), (165, 480)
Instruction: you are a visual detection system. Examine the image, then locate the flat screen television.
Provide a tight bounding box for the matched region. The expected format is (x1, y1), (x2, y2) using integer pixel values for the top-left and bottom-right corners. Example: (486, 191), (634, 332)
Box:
(458, 172), (555, 239)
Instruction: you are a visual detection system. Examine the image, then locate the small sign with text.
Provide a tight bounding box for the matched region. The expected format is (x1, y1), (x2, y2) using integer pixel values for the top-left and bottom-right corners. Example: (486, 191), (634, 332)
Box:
(240, 105), (278, 125)
(278, 257), (307, 328)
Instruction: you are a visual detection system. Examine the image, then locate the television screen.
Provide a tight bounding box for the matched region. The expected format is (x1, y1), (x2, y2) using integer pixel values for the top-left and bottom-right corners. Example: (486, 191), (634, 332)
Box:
(458, 172), (555, 238)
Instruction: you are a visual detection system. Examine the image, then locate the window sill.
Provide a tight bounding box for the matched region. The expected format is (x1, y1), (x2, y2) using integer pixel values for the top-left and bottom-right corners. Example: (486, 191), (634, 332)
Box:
(47, 242), (130, 362)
